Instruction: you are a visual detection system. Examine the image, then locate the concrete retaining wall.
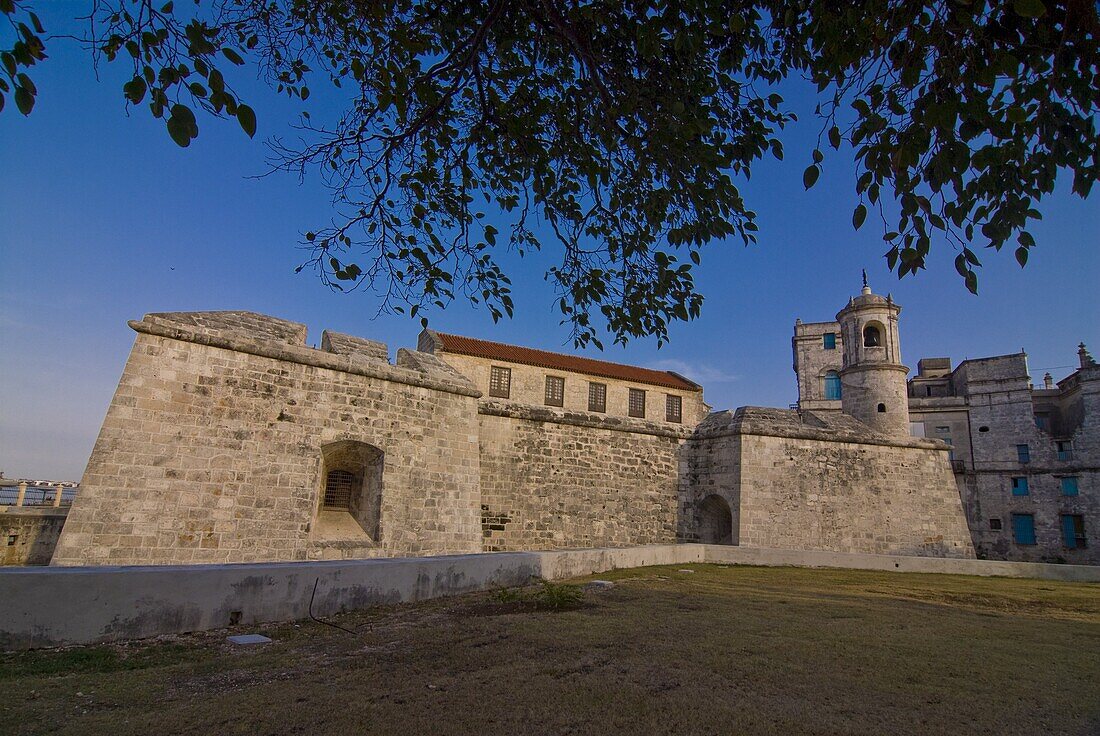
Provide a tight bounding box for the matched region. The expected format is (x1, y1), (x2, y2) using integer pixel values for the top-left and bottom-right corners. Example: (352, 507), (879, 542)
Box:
(1, 544), (1095, 650)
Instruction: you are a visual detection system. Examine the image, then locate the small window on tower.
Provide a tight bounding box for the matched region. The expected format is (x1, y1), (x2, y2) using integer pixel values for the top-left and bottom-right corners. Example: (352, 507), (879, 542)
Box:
(823, 332), (836, 350)
(877, 403), (886, 413)
(989, 518), (1002, 531)
(863, 324), (881, 347)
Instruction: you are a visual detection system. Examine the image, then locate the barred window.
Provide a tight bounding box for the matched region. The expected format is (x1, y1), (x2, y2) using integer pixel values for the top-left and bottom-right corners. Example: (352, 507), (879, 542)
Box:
(545, 376), (565, 407)
(489, 366), (511, 398)
(588, 382), (606, 412)
(323, 469), (356, 511)
(628, 388), (646, 418)
(666, 394), (682, 423)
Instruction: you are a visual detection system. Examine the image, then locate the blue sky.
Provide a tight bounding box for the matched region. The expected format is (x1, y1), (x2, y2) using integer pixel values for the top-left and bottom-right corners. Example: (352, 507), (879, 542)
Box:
(1, 6), (1097, 480)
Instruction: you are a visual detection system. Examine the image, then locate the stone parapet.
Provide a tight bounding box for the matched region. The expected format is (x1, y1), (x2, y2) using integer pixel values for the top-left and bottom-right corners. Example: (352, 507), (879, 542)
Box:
(130, 312), (480, 398)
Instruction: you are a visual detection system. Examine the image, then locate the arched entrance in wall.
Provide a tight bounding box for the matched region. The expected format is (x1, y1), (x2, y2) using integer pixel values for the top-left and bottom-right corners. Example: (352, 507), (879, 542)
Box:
(697, 494), (734, 545)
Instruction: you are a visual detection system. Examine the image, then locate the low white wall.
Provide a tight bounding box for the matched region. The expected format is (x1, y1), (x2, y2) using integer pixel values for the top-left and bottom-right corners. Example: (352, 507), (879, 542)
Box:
(701, 546), (1100, 582)
(0, 545), (704, 650)
(1, 544), (1095, 650)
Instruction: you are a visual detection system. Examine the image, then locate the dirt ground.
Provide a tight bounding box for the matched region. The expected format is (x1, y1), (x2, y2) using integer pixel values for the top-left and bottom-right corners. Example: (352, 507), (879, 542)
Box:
(2, 564), (1098, 736)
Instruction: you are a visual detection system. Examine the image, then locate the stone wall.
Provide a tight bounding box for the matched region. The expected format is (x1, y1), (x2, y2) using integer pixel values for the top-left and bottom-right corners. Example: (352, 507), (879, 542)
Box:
(476, 401), (690, 551)
(791, 320), (843, 412)
(1, 508), (67, 565)
(51, 312), (484, 566)
(681, 408), (975, 557)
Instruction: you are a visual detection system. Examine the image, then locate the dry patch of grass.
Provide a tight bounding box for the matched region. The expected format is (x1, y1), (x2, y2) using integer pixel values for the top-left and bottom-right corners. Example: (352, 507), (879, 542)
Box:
(2, 565), (1098, 736)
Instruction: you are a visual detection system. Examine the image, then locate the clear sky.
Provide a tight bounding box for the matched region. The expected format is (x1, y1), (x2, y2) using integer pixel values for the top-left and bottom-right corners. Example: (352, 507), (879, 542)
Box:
(1, 5), (1097, 480)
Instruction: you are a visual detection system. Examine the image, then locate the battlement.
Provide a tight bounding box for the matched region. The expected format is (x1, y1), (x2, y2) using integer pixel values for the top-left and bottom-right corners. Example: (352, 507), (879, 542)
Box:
(129, 311), (479, 398)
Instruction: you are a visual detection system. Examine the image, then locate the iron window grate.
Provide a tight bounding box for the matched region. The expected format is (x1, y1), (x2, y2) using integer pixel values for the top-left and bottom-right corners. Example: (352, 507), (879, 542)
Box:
(324, 470), (355, 510)
(628, 388), (646, 418)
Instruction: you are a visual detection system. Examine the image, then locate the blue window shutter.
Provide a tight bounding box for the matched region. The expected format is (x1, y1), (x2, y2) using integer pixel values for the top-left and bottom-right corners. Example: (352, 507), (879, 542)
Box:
(1062, 477), (1079, 496)
(1011, 477), (1029, 496)
(1012, 514), (1036, 545)
(823, 333), (836, 350)
(1062, 515), (1077, 549)
(824, 372), (842, 400)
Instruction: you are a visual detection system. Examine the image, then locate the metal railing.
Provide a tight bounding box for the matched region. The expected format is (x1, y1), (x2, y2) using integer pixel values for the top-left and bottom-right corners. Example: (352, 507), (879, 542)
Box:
(0, 483), (76, 508)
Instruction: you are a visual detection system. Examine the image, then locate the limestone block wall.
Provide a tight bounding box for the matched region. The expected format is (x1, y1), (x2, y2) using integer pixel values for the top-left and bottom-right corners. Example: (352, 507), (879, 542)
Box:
(1, 509), (68, 565)
(51, 312), (484, 566)
(737, 434), (974, 557)
(681, 408), (975, 558)
(476, 401), (689, 551)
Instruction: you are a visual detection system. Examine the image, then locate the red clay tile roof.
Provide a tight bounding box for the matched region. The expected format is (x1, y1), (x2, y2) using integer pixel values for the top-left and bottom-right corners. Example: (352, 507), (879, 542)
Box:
(430, 331), (701, 392)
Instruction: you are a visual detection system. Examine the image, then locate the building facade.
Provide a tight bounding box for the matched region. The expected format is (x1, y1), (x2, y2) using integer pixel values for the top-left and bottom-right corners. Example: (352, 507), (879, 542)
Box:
(795, 310), (1099, 564)
(45, 280), (1088, 567)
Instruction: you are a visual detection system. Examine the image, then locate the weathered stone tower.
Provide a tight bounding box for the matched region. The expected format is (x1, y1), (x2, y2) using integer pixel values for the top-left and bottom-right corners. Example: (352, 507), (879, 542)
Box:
(836, 278), (910, 436)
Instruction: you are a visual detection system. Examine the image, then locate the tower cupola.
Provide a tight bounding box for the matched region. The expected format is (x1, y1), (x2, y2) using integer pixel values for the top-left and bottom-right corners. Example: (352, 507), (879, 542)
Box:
(835, 275), (910, 436)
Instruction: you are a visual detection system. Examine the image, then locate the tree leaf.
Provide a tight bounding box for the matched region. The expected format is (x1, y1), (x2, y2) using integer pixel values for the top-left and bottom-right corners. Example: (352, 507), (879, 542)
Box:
(14, 85), (32, 115)
(1013, 0), (1046, 18)
(222, 48), (244, 65)
(236, 104), (256, 138)
(852, 204), (867, 230)
(803, 165), (820, 189)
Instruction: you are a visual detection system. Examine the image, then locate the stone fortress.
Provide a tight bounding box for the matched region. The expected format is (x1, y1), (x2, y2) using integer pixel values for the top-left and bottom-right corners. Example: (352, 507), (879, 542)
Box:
(42, 282), (1095, 567)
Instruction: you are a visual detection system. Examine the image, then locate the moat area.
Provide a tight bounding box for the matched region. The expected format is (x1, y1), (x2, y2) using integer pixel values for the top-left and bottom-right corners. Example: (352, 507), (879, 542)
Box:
(3, 564), (1098, 736)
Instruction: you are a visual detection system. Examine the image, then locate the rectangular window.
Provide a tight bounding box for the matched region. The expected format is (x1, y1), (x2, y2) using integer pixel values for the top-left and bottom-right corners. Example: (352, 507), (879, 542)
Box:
(588, 382), (606, 413)
(1056, 441), (1073, 461)
(822, 332), (836, 350)
(544, 375), (565, 407)
(628, 388), (646, 418)
(1061, 477), (1079, 496)
(489, 366), (511, 399)
(1062, 515), (1087, 549)
(1034, 415), (1048, 430)
(935, 426), (951, 435)
(1011, 513), (1036, 545)
(666, 395), (682, 423)
(1016, 444), (1031, 463)
(989, 518), (1002, 531)
(1011, 477), (1029, 496)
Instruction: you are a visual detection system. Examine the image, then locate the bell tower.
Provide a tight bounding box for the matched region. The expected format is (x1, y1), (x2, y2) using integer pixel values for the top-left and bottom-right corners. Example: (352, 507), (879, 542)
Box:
(835, 274), (910, 436)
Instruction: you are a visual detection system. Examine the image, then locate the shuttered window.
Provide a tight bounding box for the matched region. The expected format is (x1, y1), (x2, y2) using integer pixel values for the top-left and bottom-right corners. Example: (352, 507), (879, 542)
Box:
(1061, 477), (1079, 496)
(628, 388), (646, 418)
(666, 395), (682, 423)
(1011, 514), (1036, 545)
(588, 382), (606, 412)
(489, 366), (511, 398)
(1062, 515), (1087, 549)
(545, 376), (565, 407)
(1011, 477), (1029, 496)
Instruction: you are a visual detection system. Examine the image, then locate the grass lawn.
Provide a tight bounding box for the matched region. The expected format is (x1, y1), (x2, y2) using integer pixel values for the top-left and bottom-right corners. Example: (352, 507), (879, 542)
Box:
(2, 564), (1099, 736)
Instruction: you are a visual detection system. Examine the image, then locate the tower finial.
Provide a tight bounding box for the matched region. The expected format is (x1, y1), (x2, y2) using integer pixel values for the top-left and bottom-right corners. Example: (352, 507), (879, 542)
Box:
(862, 268), (868, 288)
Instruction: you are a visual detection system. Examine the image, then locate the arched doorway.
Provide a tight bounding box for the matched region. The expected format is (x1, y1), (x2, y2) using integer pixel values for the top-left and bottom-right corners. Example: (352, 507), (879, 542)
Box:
(698, 494), (733, 545)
